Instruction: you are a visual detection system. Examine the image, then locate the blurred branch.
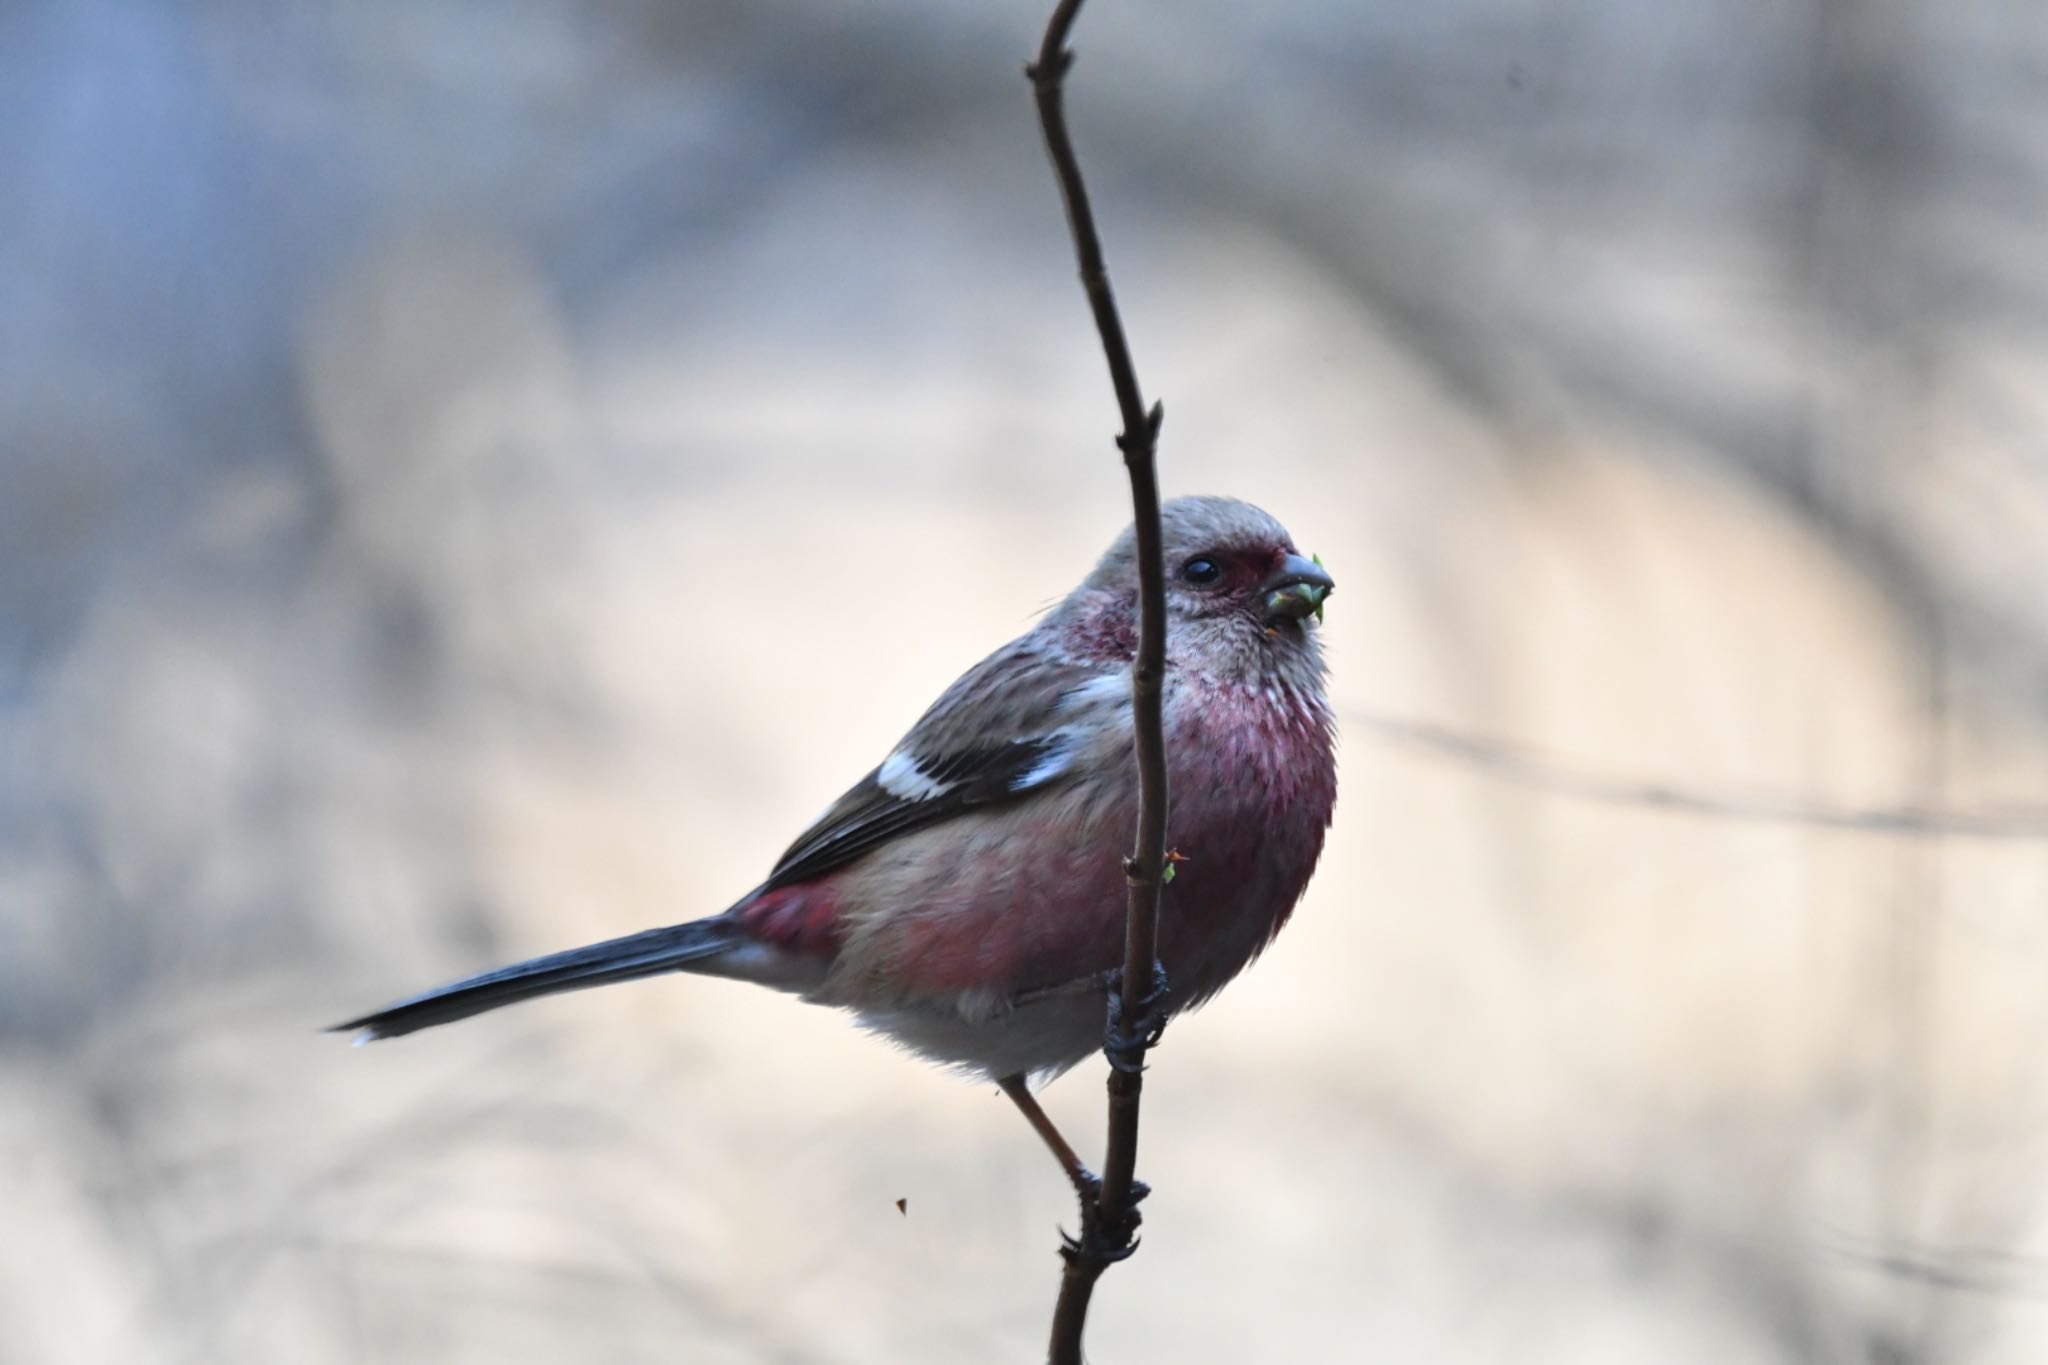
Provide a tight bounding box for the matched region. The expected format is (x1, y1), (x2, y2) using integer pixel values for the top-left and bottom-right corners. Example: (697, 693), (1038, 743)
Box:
(1026, 2), (1169, 1361)
(1818, 1228), (2048, 1302)
(1347, 707), (2048, 839)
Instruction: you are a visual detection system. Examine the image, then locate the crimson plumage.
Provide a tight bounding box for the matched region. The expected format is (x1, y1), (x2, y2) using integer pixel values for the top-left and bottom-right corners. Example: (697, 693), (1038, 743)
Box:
(334, 495), (1336, 1081)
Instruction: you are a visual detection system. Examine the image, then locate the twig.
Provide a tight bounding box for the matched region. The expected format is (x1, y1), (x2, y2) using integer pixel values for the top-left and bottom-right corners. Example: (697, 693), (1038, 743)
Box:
(1026, 3), (1169, 1361)
(1349, 708), (2048, 840)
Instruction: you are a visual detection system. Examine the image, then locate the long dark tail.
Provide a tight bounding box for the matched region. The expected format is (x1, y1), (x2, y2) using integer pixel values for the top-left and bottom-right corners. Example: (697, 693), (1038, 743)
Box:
(330, 917), (745, 1041)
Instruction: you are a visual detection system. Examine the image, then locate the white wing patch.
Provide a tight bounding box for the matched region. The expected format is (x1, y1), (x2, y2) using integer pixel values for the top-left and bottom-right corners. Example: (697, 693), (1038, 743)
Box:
(878, 749), (952, 802)
(1062, 672), (1131, 709)
(1010, 732), (1077, 792)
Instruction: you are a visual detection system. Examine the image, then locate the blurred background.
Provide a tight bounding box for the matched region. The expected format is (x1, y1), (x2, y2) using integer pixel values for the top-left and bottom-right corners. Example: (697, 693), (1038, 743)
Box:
(7, 0), (2048, 1360)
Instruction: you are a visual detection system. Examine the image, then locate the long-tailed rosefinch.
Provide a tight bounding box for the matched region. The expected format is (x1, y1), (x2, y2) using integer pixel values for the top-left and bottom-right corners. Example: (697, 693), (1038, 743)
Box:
(334, 495), (1335, 1172)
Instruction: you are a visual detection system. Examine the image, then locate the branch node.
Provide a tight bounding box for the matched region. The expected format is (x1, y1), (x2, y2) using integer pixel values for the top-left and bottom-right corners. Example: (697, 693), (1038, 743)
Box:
(1113, 403), (1163, 456)
(1024, 47), (1076, 88)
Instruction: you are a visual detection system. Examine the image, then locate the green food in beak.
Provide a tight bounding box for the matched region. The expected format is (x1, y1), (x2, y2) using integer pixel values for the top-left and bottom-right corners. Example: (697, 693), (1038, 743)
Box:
(1261, 552), (1334, 624)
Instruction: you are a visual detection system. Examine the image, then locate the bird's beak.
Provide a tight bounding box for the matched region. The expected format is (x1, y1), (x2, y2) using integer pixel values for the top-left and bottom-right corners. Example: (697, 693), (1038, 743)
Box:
(1262, 553), (1334, 624)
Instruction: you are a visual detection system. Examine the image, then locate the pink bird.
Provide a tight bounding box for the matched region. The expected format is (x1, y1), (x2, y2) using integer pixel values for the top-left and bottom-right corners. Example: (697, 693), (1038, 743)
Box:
(333, 495), (1336, 1197)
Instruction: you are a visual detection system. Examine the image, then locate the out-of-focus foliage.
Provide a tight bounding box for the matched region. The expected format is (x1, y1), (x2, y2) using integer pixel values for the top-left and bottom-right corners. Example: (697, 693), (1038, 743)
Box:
(7, 1), (2048, 1361)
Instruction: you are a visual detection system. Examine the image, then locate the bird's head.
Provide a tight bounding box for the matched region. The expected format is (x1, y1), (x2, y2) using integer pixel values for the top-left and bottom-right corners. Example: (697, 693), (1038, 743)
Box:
(1071, 495), (1333, 673)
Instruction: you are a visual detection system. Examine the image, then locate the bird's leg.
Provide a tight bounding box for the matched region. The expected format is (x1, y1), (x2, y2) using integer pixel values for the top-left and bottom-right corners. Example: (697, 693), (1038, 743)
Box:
(1103, 959), (1170, 1076)
(999, 1072), (1098, 1200)
(997, 1073), (1150, 1254)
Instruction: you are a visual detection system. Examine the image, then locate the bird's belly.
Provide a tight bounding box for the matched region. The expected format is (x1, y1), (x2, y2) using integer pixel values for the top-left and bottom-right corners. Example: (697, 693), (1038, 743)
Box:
(855, 988), (1109, 1080)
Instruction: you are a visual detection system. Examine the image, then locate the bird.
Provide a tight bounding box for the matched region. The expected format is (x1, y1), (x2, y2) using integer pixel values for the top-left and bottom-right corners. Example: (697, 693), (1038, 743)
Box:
(332, 494), (1336, 1196)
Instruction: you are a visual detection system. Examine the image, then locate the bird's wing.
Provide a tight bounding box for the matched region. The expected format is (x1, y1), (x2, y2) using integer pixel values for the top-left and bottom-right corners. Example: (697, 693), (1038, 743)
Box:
(761, 639), (1124, 893)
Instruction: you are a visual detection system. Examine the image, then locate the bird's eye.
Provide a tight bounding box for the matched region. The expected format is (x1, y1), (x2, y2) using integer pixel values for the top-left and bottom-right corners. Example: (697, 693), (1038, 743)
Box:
(1180, 557), (1223, 587)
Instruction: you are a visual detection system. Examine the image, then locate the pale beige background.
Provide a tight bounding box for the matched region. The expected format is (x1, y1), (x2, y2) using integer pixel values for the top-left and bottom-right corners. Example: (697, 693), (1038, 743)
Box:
(7, 2), (2048, 1362)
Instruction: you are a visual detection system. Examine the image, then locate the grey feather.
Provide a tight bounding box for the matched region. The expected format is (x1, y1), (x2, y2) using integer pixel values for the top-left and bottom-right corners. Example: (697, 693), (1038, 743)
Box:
(329, 918), (744, 1040)
(762, 646), (1125, 891)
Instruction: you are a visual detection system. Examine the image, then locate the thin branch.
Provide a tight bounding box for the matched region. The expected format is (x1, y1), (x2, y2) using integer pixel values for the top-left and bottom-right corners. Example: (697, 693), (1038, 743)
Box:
(1815, 1227), (2048, 1302)
(1349, 707), (2048, 840)
(1027, 3), (1169, 1361)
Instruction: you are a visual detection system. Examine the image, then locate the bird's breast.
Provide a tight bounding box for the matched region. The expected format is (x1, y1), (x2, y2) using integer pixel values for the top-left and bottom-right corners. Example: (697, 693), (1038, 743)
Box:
(1154, 674), (1336, 1002)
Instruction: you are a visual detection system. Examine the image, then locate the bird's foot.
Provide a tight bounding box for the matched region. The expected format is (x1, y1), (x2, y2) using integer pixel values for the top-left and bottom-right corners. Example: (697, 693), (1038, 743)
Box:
(1103, 961), (1170, 1075)
(1066, 1166), (1151, 1209)
(1059, 1170), (1150, 1266)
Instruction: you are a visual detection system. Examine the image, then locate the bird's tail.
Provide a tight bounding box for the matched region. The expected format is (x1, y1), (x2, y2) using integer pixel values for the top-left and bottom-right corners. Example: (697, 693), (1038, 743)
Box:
(330, 918), (747, 1041)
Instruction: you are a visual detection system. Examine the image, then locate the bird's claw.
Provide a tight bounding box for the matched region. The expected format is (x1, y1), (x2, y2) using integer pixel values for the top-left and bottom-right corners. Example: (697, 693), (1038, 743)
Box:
(1103, 961), (1170, 1075)
(1067, 1167), (1151, 1209)
(1058, 1171), (1149, 1266)
(1061, 1224), (1143, 1265)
